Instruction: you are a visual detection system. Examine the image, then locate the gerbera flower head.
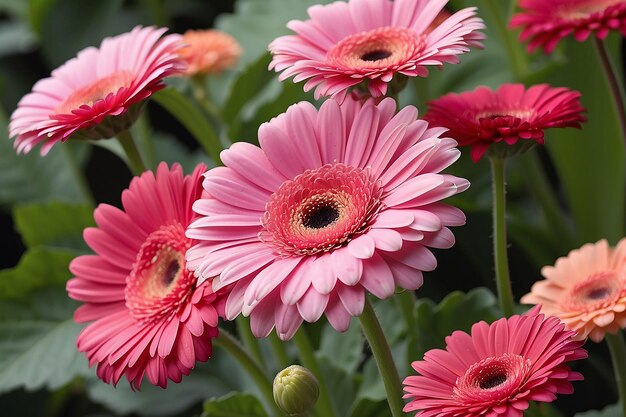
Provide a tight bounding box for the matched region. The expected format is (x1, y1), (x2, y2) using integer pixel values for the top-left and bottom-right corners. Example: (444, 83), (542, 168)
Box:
(510, 0), (626, 53)
(522, 238), (626, 342)
(9, 26), (184, 155)
(268, 0), (485, 100)
(424, 83), (586, 162)
(179, 29), (242, 76)
(67, 163), (224, 389)
(186, 97), (469, 340)
(403, 306), (587, 417)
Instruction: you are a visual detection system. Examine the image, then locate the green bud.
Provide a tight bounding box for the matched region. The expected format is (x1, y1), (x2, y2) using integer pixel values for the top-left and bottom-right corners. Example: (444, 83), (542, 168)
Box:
(273, 365), (320, 416)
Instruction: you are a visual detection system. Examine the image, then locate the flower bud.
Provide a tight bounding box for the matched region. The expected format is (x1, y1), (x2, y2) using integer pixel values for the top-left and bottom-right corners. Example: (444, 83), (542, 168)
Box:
(273, 365), (320, 416)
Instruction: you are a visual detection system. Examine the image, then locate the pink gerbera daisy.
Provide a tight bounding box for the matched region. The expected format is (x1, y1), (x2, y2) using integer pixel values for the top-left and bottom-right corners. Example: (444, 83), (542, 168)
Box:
(510, 0), (626, 53)
(424, 83), (586, 162)
(522, 238), (626, 342)
(9, 26), (184, 155)
(186, 97), (469, 340)
(403, 306), (587, 417)
(67, 163), (223, 389)
(268, 0), (484, 99)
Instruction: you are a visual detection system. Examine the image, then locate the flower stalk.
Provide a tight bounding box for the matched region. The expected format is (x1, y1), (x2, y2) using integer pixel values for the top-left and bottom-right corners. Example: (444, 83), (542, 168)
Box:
(117, 129), (147, 175)
(215, 329), (286, 417)
(605, 332), (626, 417)
(359, 299), (408, 417)
(490, 156), (515, 317)
(593, 37), (626, 148)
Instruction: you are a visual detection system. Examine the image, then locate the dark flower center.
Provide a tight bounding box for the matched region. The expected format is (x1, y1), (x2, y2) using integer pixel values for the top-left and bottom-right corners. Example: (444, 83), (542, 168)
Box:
(586, 287), (611, 300)
(479, 373), (508, 389)
(361, 49), (392, 61)
(163, 259), (181, 286)
(302, 204), (340, 229)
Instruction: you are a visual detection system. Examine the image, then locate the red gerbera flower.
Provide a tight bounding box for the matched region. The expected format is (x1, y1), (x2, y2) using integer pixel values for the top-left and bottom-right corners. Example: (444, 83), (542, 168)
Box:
(510, 0), (626, 53)
(424, 83), (586, 162)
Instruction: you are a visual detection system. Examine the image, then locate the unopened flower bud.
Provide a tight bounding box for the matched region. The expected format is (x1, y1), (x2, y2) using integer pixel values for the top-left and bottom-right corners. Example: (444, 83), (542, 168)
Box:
(273, 365), (319, 416)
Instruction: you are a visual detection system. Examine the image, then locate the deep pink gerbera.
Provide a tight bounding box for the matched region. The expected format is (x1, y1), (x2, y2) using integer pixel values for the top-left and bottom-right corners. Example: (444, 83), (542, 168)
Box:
(9, 26), (184, 155)
(403, 306), (587, 417)
(510, 0), (626, 53)
(186, 97), (469, 340)
(424, 83), (586, 162)
(268, 0), (484, 100)
(67, 163), (223, 389)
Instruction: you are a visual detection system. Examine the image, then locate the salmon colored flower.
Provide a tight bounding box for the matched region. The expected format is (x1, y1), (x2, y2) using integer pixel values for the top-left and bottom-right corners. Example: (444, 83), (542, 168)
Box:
(510, 0), (626, 53)
(424, 83), (586, 162)
(67, 163), (223, 389)
(403, 306), (587, 417)
(9, 26), (184, 155)
(179, 29), (241, 76)
(522, 238), (626, 342)
(269, 0), (484, 100)
(186, 97), (469, 340)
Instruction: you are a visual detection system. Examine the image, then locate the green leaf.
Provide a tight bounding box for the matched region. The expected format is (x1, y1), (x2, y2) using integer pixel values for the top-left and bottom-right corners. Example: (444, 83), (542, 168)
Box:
(87, 345), (258, 417)
(152, 88), (223, 165)
(545, 37), (625, 245)
(39, 0), (126, 67)
(319, 358), (358, 417)
(317, 321), (363, 375)
(13, 202), (94, 250)
(413, 288), (499, 359)
(151, 131), (214, 173)
(348, 397), (392, 417)
(0, 21), (37, 58)
(0, 248), (76, 301)
(0, 287), (90, 393)
(0, 109), (91, 207)
(575, 403), (621, 417)
(222, 53), (274, 124)
(202, 392), (268, 417)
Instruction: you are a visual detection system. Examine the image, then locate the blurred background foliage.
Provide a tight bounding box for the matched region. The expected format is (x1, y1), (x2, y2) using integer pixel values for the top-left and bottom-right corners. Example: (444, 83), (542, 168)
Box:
(0, 0), (624, 416)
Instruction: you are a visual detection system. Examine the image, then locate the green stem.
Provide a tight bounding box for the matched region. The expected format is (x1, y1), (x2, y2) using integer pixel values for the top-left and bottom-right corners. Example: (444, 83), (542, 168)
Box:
(236, 316), (266, 370)
(215, 329), (286, 417)
(358, 299), (408, 417)
(269, 332), (292, 370)
(593, 37), (626, 147)
(520, 150), (573, 247)
(482, 0), (529, 81)
(61, 144), (94, 207)
(490, 157), (515, 317)
(117, 130), (147, 175)
(134, 113), (156, 170)
(606, 332), (626, 416)
(293, 329), (338, 417)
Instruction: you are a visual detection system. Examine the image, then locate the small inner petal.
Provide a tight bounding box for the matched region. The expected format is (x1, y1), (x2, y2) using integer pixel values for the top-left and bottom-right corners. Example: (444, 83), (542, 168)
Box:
(454, 353), (532, 404)
(55, 71), (134, 114)
(261, 163), (382, 256)
(125, 222), (195, 322)
(566, 270), (624, 313)
(326, 26), (424, 72)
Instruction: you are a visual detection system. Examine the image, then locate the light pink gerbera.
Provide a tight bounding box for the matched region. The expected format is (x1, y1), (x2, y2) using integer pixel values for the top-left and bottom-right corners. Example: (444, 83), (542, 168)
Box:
(522, 238), (626, 342)
(424, 83), (586, 162)
(9, 26), (184, 155)
(510, 0), (626, 53)
(186, 97), (469, 340)
(67, 163), (224, 389)
(268, 0), (484, 100)
(403, 306), (587, 417)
